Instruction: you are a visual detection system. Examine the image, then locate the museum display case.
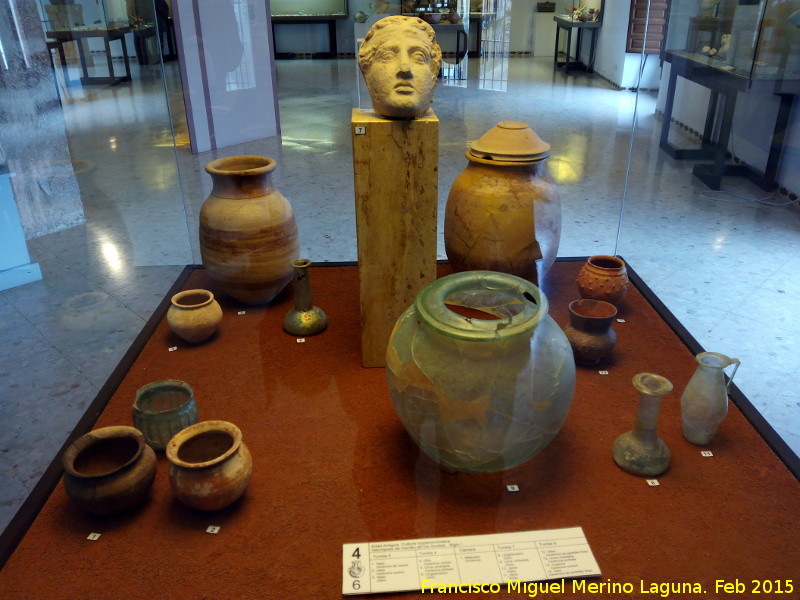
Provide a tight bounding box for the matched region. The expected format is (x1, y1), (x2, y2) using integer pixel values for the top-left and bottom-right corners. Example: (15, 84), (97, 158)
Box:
(271, 0), (349, 58)
(552, 0), (603, 74)
(271, 0), (349, 17)
(1, 0), (800, 597)
(659, 0), (800, 190)
(664, 0), (800, 84)
(554, 0), (603, 23)
(40, 0), (128, 33)
(38, 0), (138, 84)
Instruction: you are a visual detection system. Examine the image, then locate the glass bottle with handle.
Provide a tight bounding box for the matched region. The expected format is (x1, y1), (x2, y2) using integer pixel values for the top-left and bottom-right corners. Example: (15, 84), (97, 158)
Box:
(681, 352), (741, 445)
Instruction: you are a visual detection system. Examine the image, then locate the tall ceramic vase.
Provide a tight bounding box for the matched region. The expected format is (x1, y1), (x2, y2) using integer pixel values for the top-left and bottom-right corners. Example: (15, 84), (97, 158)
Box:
(200, 156), (299, 305)
(444, 121), (561, 286)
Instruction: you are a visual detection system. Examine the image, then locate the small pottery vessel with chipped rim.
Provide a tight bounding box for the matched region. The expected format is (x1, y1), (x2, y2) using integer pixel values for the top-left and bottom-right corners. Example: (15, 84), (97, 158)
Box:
(62, 426), (157, 515)
(166, 420), (252, 511)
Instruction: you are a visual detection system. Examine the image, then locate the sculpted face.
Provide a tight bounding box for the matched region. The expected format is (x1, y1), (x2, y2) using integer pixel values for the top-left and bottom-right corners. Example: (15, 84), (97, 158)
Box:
(358, 16), (442, 118)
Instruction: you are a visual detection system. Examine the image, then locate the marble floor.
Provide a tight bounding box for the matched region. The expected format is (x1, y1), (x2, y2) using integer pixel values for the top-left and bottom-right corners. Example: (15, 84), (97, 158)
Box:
(1, 55), (798, 536)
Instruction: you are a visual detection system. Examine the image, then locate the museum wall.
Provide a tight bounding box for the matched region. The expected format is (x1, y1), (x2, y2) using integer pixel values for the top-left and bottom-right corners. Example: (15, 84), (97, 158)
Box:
(590, 0), (661, 89)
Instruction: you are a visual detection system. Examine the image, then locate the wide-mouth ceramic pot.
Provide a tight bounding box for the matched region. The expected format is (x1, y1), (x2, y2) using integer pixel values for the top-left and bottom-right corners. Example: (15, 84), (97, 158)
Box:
(62, 425), (157, 515)
(166, 420), (252, 511)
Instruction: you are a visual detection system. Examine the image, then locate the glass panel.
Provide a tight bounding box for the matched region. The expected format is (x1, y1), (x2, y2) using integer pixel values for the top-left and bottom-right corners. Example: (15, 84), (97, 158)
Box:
(617, 0), (800, 462)
(0, 0), (191, 531)
(2, 0), (799, 555)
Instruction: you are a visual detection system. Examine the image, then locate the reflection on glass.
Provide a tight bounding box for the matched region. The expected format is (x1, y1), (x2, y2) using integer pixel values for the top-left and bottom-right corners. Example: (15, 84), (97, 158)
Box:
(477, 0), (509, 91)
(439, 0), (471, 85)
(548, 134), (588, 184)
(227, 0), (256, 91)
(101, 241), (123, 272)
(665, 0), (800, 81)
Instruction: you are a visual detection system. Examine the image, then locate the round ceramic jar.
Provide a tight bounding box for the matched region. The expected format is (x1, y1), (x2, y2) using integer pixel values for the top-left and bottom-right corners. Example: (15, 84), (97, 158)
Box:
(562, 299), (618, 365)
(200, 156), (299, 305)
(166, 420), (252, 511)
(576, 255), (629, 304)
(386, 271), (576, 473)
(133, 379), (199, 451)
(167, 289), (223, 344)
(62, 426), (157, 515)
(444, 121), (561, 286)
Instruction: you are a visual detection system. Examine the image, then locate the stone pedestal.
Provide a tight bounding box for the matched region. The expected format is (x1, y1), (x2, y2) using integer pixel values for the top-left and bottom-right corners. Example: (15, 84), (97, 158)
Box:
(351, 109), (439, 368)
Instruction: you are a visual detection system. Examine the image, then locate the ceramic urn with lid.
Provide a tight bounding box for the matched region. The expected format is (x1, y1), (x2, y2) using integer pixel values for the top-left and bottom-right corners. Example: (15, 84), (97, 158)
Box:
(444, 121), (561, 286)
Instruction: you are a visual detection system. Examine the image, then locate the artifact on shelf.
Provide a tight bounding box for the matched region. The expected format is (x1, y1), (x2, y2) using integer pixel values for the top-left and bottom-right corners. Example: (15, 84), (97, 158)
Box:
(563, 3), (600, 20)
(576, 255), (629, 304)
(166, 289), (223, 344)
(444, 121), (561, 286)
(420, 11), (443, 23)
(370, 0), (391, 14)
(386, 271), (576, 473)
(612, 373), (673, 477)
(133, 380), (199, 451)
(200, 155), (299, 305)
(62, 426), (157, 515)
(357, 15), (442, 118)
(562, 298), (617, 365)
(283, 258), (328, 336)
(681, 351), (740, 445)
(166, 420), (252, 511)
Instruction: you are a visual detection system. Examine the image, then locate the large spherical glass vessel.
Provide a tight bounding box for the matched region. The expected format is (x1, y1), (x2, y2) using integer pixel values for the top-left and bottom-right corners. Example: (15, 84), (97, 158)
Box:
(386, 271), (576, 473)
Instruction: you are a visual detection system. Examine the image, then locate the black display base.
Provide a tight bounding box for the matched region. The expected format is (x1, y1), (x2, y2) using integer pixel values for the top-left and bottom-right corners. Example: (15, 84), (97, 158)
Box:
(692, 163), (776, 191)
(659, 140), (717, 160)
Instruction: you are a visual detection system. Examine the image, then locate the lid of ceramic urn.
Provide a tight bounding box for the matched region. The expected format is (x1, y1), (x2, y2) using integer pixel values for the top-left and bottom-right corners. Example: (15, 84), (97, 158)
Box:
(467, 121), (551, 163)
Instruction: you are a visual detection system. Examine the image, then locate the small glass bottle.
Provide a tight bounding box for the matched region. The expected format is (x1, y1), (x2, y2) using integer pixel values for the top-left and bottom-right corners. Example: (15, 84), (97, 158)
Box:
(612, 373), (673, 477)
(283, 259), (328, 336)
(681, 352), (740, 445)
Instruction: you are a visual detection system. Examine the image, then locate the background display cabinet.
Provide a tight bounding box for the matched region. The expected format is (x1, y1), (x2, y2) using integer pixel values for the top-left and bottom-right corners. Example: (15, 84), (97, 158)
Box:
(41, 0), (128, 33)
(660, 0), (800, 190)
(39, 0), (135, 84)
(270, 0), (348, 17)
(553, 0), (603, 75)
(664, 0), (800, 84)
(555, 0), (603, 23)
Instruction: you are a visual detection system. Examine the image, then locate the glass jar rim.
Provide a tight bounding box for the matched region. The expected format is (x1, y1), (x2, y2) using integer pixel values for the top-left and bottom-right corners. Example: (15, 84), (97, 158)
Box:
(134, 379), (195, 416)
(414, 271), (547, 341)
(205, 155), (276, 176)
(696, 351), (732, 368)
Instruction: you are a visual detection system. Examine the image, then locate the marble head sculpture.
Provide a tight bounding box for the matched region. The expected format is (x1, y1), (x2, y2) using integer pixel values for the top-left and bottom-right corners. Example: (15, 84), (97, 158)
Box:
(358, 15), (442, 119)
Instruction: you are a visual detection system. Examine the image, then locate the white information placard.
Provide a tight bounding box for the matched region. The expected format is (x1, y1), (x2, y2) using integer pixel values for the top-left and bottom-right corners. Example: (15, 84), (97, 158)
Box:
(342, 527), (600, 595)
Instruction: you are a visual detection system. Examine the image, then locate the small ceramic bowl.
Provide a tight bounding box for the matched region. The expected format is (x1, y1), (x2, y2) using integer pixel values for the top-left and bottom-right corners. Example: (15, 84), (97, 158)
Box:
(133, 380), (199, 450)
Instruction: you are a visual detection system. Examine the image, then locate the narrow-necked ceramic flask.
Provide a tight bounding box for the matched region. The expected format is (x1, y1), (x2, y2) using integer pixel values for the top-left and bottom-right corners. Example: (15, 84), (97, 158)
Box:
(681, 352), (740, 445)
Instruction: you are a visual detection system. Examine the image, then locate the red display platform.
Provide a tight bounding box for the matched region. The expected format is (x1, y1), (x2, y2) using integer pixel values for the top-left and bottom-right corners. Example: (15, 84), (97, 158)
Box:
(0, 261), (798, 599)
